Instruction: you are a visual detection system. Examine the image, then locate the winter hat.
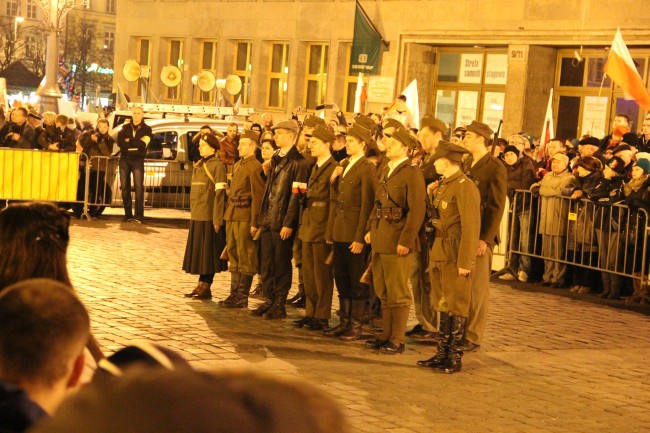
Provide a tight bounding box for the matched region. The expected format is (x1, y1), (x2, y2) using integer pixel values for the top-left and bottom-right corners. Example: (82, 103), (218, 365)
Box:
(605, 156), (627, 176)
(576, 156), (602, 172)
(503, 145), (520, 157)
(634, 158), (650, 174)
(621, 132), (639, 147)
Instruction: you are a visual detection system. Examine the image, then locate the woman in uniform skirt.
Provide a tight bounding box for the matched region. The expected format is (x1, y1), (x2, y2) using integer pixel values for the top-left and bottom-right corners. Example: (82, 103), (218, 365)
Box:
(183, 132), (228, 300)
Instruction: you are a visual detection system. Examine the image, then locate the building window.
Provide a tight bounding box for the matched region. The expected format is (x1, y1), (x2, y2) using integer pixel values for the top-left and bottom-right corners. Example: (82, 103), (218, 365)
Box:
(198, 40), (217, 103)
(233, 41), (252, 105)
(267, 42), (289, 109)
(166, 39), (184, 100)
(106, 0), (115, 13)
(431, 48), (507, 132)
(26, 0), (37, 19)
(554, 48), (650, 140)
(135, 38), (151, 98)
(103, 32), (114, 52)
(25, 35), (36, 57)
(6, 0), (18, 16)
(304, 43), (328, 110)
(343, 44), (367, 113)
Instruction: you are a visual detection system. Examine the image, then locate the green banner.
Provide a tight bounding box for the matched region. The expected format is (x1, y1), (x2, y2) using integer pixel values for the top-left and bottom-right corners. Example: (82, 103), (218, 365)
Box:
(349, 1), (384, 75)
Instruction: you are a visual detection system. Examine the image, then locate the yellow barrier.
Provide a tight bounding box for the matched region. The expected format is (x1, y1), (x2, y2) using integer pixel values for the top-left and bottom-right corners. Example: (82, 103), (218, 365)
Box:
(0, 149), (80, 202)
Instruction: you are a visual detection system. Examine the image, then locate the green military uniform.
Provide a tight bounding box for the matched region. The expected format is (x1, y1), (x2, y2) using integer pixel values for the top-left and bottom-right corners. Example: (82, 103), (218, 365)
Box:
(221, 133), (266, 308)
(366, 128), (426, 351)
(298, 146), (337, 325)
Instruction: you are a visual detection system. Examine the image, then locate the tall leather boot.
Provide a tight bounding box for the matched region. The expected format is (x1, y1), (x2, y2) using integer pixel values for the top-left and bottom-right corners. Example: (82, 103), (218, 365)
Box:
(192, 282), (212, 300)
(264, 292), (288, 319)
(366, 306), (392, 349)
(323, 299), (351, 337)
(250, 280), (274, 316)
(339, 300), (365, 341)
(381, 306), (409, 354)
(219, 271), (241, 307)
(417, 312), (451, 367)
(435, 315), (467, 374)
(222, 273), (253, 308)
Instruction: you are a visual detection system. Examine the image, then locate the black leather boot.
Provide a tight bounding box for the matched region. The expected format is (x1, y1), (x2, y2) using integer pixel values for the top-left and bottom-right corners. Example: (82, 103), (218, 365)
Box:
(435, 315), (467, 374)
(219, 271), (241, 307)
(323, 299), (351, 337)
(264, 293), (288, 319)
(288, 270), (306, 308)
(339, 300), (365, 341)
(417, 312), (451, 367)
(222, 273), (252, 308)
(250, 297), (274, 316)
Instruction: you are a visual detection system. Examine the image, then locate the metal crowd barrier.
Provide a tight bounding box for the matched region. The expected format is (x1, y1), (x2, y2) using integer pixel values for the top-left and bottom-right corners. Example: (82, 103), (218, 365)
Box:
(506, 189), (649, 287)
(0, 148), (92, 219)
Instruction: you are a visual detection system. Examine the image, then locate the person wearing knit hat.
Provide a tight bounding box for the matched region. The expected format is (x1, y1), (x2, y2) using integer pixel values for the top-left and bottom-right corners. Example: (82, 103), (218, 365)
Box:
(218, 128), (265, 309)
(623, 158), (650, 302)
(415, 139), (480, 373)
(363, 125), (426, 354)
(182, 129), (228, 300)
(576, 155), (602, 173)
(634, 158), (650, 175)
(461, 120), (507, 352)
(503, 145), (520, 158)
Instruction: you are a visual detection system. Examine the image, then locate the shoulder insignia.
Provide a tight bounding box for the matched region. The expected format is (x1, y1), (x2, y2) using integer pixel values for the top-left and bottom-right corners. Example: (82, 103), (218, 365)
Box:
(459, 178), (465, 183)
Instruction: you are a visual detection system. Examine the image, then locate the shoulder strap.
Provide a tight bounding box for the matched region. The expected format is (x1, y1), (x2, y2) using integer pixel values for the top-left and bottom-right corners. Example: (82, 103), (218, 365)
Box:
(202, 162), (216, 186)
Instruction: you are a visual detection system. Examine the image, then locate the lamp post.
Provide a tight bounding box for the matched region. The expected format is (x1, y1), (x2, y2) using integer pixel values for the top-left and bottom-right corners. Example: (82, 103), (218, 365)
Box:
(13, 16), (24, 40)
(35, 0), (89, 113)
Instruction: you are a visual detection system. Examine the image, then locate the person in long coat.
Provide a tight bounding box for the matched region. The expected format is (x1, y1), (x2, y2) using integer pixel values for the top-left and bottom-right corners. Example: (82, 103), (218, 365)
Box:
(183, 133), (227, 300)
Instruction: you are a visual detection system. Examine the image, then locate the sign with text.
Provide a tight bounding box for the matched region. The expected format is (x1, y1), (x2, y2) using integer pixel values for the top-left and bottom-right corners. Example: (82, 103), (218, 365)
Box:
(484, 54), (508, 85)
(581, 96), (608, 139)
(459, 53), (483, 84)
(456, 90), (478, 128)
(367, 76), (395, 103)
(482, 91), (505, 132)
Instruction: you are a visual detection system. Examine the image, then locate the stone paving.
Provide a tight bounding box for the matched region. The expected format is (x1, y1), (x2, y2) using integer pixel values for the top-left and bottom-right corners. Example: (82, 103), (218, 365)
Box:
(67, 209), (650, 433)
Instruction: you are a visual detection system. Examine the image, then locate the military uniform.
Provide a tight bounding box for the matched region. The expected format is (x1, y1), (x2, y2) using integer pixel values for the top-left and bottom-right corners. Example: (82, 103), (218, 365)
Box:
(366, 128), (426, 352)
(221, 147), (265, 308)
(298, 152), (337, 327)
(462, 123), (507, 349)
(325, 125), (377, 340)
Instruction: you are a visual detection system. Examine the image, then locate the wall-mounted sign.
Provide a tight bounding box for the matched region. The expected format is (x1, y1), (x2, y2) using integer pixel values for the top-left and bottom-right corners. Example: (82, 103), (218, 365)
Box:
(459, 53), (483, 84)
(484, 54), (508, 85)
(367, 76), (395, 103)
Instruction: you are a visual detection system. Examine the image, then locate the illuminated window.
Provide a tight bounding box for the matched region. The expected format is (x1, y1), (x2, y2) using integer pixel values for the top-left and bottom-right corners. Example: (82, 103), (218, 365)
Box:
(304, 43), (328, 110)
(198, 40), (217, 103)
(267, 42), (289, 109)
(233, 41), (252, 105)
(136, 38), (151, 97)
(103, 32), (114, 52)
(166, 39), (184, 100)
(343, 44), (366, 113)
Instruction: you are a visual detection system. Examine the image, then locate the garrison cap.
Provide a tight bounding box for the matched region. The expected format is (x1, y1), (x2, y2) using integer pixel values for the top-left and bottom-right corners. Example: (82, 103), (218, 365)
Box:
(431, 140), (468, 163)
(382, 117), (404, 131)
(354, 114), (378, 135)
(272, 120), (299, 132)
(346, 124), (372, 144)
(466, 120), (493, 140)
(385, 127), (417, 150)
(240, 130), (260, 142)
(420, 116), (446, 134)
(302, 114), (326, 129)
(306, 126), (336, 144)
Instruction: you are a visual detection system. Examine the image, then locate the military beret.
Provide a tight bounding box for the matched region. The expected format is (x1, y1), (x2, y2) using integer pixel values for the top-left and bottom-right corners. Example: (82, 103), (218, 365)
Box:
(272, 120), (298, 132)
(605, 156), (627, 176)
(302, 114), (326, 129)
(466, 120), (493, 140)
(579, 136), (600, 147)
(346, 124), (372, 144)
(385, 127), (417, 150)
(382, 117), (404, 131)
(420, 116), (446, 134)
(240, 130), (260, 142)
(200, 133), (220, 150)
(431, 140), (468, 163)
(354, 114), (378, 135)
(306, 126), (336, 144)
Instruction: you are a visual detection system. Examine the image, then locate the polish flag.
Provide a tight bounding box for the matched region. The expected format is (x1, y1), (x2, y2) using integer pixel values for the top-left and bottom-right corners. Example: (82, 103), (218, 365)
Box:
(353, 73), (364, 114)
(604, 29), (650, 108)
(539, 88), (554, 160)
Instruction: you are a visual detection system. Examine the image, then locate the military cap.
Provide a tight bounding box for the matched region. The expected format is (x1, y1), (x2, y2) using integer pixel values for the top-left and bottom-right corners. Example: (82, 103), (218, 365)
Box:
(240, 130), (260, 142)
(346, 124), (372, 144)
(200, 133), (221, 150)
(306, 126), (336, 144)
(431, 140), (468, 163)
(302, 114), (326, 129)
(354, 114), (378, 135)
(272, 120), (298, 132)
(382, 117), (404, 131)
(420, 116), (446, 134)
(466, 120), (494, 140)
(579, 136), (600, 147)
(385, 127), (417, 150)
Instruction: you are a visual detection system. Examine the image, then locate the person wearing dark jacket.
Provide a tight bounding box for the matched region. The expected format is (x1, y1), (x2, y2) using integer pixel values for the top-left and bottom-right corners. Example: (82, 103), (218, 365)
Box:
(251, 120), (309, 320)
(116, 106), (152, 223)
(0, 108), (36, 149)
(37, 115), (76, 152)
(79, 119), (113, 158)
(623, 159), (650, 303)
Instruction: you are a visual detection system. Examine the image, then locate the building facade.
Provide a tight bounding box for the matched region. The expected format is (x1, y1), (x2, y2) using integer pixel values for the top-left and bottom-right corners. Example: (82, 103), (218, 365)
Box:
(114, 0), (650, 139)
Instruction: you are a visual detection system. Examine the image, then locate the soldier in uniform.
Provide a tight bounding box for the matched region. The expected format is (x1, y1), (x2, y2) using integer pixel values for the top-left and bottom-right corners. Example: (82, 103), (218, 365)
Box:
(220, 130), (265, 308)
(417, 141), (480, 373)
(293, 126), (338, 330)
(406, 116), (447, 341)
(364, 127), (426, 353)
(324, 124), (377, 341)
(461, 121), (507, 352)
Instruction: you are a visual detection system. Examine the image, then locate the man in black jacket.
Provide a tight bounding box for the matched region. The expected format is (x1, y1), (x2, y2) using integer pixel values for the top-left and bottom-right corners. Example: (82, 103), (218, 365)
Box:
(116, 106), (152, 223)
(0, 108), (35, 149)
(252, 120), (309, 319)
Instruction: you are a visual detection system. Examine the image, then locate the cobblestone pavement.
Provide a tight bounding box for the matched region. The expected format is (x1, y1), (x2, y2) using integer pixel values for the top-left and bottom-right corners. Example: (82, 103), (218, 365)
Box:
(67, 209), (650, 433)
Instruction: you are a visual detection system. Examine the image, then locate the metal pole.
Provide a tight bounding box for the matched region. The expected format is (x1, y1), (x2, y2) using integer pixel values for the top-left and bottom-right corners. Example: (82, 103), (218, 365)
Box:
(37, 0), (62, 113)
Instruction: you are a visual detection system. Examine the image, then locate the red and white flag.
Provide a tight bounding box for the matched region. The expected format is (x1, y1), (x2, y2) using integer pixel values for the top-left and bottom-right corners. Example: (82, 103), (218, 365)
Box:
(539, 88), (554, 160)
(604, 29), (650, 108)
